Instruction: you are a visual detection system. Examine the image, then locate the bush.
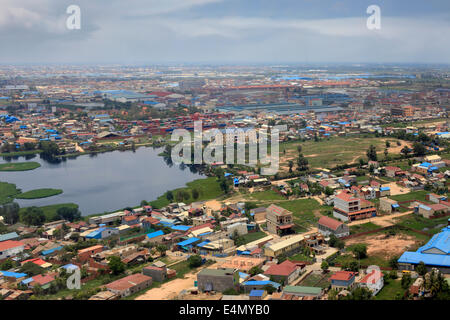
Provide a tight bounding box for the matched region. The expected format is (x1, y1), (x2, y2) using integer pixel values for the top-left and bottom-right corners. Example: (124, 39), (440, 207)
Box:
(188, 254), (202, 268)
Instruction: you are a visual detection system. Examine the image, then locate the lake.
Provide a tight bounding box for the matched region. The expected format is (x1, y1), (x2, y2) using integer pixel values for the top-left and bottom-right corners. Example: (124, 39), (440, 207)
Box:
(0, 147), (203, 215)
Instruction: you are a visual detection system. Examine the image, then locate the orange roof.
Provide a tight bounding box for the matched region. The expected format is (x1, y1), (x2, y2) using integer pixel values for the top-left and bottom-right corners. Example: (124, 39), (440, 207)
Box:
(106, 274), (152, 291)
(264, 260), (298, 277)
(359, 269), (383, 284)
(330, 271), (355, 281)
(318, 216), (343, 231)
(0, 240), (24, 251)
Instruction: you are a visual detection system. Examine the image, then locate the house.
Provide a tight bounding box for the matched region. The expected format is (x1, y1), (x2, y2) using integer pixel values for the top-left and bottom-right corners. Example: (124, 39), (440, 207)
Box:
(424, 155), (446, 168)
(105, 273), (153, 298)
(426, 193), (447, 204)
(398, 224), (450, 273)
(220, 256), (265, 273)
(250, 207), (267, 222)
(358, 267), (384, 295)
(21, 258), (52, 269)
(22, 274), (56, 290)
(78, 245), (104, 262)
(263, 260), (302, 285)
(282, 285), (323, 299)
(317, 216), (350, 238)
(264, 234), (305, 258)
(0, 232), (19, 242)
(84, 227), (119, 240)
(145, 230), (165, 243)
(333, 191), (377, 222)
(143, 262), (167, 282)
(385, 166), (401, 178)
(122, 215), (140, 226)
(330, 271), (356, 290)
(0, 240), (25, 260)
(379, 197), (400, 214)
(197, 268), (239, 293)
(249, 289), (266, 300)
(241, 280), (281, 293)
(265, 204), (295, 236)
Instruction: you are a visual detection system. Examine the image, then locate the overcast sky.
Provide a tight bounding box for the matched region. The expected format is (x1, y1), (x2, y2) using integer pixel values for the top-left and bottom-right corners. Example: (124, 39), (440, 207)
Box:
(0, 0), (449, 64)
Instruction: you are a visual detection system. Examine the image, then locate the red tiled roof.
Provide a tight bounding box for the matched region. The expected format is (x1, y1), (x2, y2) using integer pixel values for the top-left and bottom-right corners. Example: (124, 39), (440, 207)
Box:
(330, 271), (355, 281)
(318, 216), (343, 231)
(359, 269), (383, 284)
(264, 260), (298, 277)
(106, 274), (152, 291)
(32, 274), (55, 286)
(0, 240), (24, 251)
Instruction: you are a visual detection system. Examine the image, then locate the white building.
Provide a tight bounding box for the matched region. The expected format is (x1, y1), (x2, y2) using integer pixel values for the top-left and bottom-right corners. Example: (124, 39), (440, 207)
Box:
(358, 267), (384, 296)
(0, 240), (25, 260)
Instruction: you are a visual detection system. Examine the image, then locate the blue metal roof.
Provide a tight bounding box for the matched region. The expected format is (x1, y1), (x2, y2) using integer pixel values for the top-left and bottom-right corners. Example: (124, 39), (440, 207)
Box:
(249, 290), (265, 297)
(21, 277), (34, 284)
(171, 225), (191, 232)
(146, 230), (164, 239)
(177, 237), (200, 247)
(41, 246), (63, 256)
(0, 232), (19, 242)
(242, 280), (281, 288)
(0, 271), (27, 278)
(196, 240), (211, 247)
(380, 187), (390, 191)
(392, 204), (400, 208)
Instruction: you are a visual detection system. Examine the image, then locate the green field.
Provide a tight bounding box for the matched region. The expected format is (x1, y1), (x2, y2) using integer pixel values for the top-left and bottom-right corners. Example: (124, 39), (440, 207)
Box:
(390, 190), (430, 202)
(0, 181), (22, 205)
(19, 203), (79, 221)
(240, 231), (267, 245)
(394, 214), (449, 235)
(289, 252), (314, 262)
(350, 222), (382, 234)
(0, 161), (41, 171)
(149, 177), (223, 209)
(15, 188), (63, 199)
(279, 136), (400, 170)
(250, 189), (285, 201)
(376, 278), (405, 300)
(275, 198), (330, 231)
(298, 272), (331, 289)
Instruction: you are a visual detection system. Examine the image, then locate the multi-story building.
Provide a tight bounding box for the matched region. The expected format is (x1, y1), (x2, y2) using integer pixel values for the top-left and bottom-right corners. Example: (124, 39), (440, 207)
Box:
(266, 204), (294, 236)
(317, 216), (350, 238)
(333, 191), (377, 222)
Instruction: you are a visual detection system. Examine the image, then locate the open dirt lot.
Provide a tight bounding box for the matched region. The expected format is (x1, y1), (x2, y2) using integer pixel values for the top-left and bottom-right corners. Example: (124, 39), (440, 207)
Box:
(345, 233), (419, 259)
(382, 182), (410, 196)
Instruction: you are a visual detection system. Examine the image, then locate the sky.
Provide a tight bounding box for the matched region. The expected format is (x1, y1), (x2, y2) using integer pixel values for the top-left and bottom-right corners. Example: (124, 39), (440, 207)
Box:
(0, 0), (449, 64)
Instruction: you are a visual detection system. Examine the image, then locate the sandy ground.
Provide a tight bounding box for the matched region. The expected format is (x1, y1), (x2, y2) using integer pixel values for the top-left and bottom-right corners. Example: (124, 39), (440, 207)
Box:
(345, 233), (419, 259)
(382, 182), (410, 196)
(204, 200), (222, 211)
(347, 210), (412, 227)
(135, 263), (218, 300)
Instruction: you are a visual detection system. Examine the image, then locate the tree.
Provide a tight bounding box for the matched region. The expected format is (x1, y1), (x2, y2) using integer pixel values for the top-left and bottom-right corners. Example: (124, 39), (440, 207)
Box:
(324, 187), (334, 196)
(413, 142), (426, 157)
(321, 261), (329, 273)
(350, 244), (367, 259)
(400, 146), (410, 157)
(297, 153), (309, 171)
(0, 202), (20, 225)
(297, 145), (302, 153)
(385, 141), (391, 148)
(249, 266), (263, 276)
(416, 261), (427, 276)
(140, 200), (148, 206)
(56, 207), (81, 222)
(166, 190), (174, 202)
(384, 148), (389, 159)
(21, 207), (45, 226)
(401, 273), (412, 289)
(191, 188), (200, 200)
(263, 284), (276, 294)
(389, 256), (399, 270)
(366, 145), (377, 161)
(107, 256), (126, 275)
(19, 261), (45, 276)
(156, 244), (167, 257)
(288, 160), (293, 173)
(188, 254), (203, 268)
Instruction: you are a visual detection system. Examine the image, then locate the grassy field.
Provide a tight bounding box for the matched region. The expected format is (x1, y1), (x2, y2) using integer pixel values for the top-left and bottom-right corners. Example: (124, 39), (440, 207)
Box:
(250, 189), (285, 201)
(394, 214), (449, 235)
(0, 150), (42, 157)
(19, 203), (79, 221)
(299, 272), (331, 289)
(240, 231), (267, 245)
(15, 188), (63, 199)
(375, 278), (405, 300)
(350, 222), (382, 234)
(275, 198), (330, 231)
(289, 252), (314, 262)
(0, 161), (41, 171)
(390, 190), (430, 202)
(149, 177), (223, 209)
(0, 181), (22, 205)
(279, 136), (400, 170)
(334, 253), (391, 268)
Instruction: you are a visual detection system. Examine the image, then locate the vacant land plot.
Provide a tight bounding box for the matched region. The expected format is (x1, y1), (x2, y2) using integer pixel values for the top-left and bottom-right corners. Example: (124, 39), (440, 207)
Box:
(149, 177), (223, 209)
(240, 231), (267, 245)
(376, 278), (405, 300)
(250, 189), (285, 201)
(275, 198), (330, 231)
(299, 271), (331, 289)
(393, 214), (449, 235)
(345, 233), (421, 260)
(20, 203), (79, 221)
(279, 136), (406, 170)
(0, 161), (40, 171)
(349, 222), (382, 235)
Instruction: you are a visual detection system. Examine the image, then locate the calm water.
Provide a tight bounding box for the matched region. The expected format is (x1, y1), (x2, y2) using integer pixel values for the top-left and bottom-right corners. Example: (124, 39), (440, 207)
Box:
(0, 147), (203, 215)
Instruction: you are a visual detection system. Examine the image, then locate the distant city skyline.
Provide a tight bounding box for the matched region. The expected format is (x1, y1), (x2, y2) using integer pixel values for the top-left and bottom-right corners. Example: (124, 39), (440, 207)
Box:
(0, 0), (449, 64)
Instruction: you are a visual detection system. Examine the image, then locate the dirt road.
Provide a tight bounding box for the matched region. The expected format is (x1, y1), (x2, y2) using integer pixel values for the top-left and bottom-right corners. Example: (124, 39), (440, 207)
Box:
(347, 211), (413, 227)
